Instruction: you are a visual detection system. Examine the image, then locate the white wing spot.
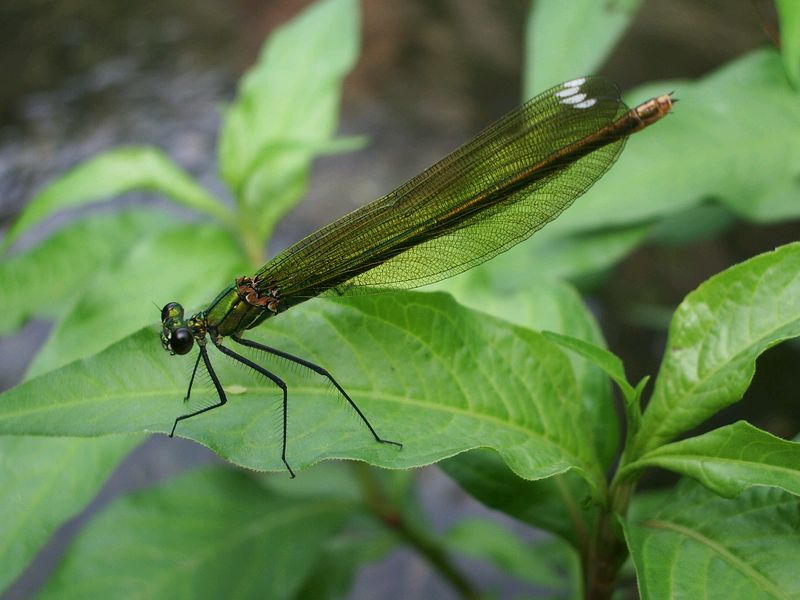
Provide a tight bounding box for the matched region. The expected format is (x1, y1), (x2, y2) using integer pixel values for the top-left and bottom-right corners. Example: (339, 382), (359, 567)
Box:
(555, 87), (580, 98)
(562, 93), (588, 105)
(556, 78), (598, 108)
(563, 77), (586, 88)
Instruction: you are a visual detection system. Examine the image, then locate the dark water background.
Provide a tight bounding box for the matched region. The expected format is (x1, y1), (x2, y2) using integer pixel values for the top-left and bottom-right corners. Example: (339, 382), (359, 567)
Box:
(0, 1), (795, 598)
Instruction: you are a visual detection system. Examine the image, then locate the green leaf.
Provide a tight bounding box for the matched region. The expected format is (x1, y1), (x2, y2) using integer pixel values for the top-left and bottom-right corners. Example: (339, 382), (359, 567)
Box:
(292, 513), (394, 600)
(542, 49), (800, 239)
(444, 518), (577, 591)
(632, 243), (800, 458)
(777, 0), (800, 88)
(258, 460), (363, 502)
(0, 293), (606, 494)
(27, 224), (246, 378)
(0, 210), (171, 334)
(542, 331), (647, 447)
(541, 331), (634, 402)
(441, 449), (598, 548)
(626, 487), (673, 522)
(524, 0), (643, 95)
(1, 212), (167, 593)
(439, 277), (617, 465)
(0, 435), (141, 593)
(621, 421), (800, 499)
(4, 147), (229, 249)
(435, 281), (612, 544)
(623, 479), (800, 599)
(37, 467), (354, 600)
(218, 0), (359, 241)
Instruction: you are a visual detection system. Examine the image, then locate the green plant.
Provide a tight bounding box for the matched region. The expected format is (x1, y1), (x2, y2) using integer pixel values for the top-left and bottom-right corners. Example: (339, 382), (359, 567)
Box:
(1, 0), (799, 598)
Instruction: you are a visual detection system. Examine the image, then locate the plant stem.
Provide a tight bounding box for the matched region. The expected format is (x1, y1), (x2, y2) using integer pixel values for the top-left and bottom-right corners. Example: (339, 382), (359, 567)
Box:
(353, 464), (481, 600)
(583, 373), (649, 598)
(584, 479), (636, 599)
(239, 215), (267, 267)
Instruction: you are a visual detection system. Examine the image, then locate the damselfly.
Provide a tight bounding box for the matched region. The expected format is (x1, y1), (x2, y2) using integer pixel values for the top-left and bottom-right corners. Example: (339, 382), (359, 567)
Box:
(161, 76), (674, 476)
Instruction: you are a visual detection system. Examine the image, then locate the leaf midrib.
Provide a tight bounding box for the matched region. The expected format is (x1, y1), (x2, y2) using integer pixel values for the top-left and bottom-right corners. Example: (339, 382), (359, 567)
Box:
(0, 385), (593, 475)
(0, 382), (570, 440)
(642, 294), (800, 451)
(642, 518), (791, 599)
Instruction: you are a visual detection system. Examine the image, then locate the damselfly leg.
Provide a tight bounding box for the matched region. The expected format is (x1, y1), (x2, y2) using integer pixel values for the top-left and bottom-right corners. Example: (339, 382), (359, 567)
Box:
(170, 345), (226, 437)
(231, 335), (403, 449)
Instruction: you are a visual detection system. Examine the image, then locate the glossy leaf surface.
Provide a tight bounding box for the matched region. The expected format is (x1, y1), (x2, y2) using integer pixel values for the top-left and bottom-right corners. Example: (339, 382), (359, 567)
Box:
(218, 0), (359, 240)
(624, 480), (800, 599)
(622, 421), (800, 498)
(4, 147), (227, 248)
(634, 243), (800, 457)
(0, 293), (606, 494)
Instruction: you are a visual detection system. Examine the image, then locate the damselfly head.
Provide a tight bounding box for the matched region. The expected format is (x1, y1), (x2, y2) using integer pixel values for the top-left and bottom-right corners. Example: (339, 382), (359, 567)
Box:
(160, 302), (194, 356)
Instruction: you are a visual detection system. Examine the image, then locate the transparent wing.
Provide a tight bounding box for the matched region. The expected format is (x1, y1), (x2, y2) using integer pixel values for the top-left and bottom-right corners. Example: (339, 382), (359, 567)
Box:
(256, 76), (628, 301)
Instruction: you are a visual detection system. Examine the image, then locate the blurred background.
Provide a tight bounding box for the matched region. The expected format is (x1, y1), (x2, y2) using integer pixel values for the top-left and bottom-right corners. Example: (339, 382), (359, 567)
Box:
(0, 0), (797, 598)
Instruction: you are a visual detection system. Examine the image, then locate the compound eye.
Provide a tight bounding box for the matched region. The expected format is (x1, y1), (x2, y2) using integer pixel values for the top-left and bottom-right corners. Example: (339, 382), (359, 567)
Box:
(161, 302), (182, 322)
(170, 327), (194, 355)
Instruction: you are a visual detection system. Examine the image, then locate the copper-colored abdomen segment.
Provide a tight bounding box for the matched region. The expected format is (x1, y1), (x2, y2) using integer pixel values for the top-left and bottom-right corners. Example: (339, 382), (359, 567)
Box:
(630, 94), (674, 131)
